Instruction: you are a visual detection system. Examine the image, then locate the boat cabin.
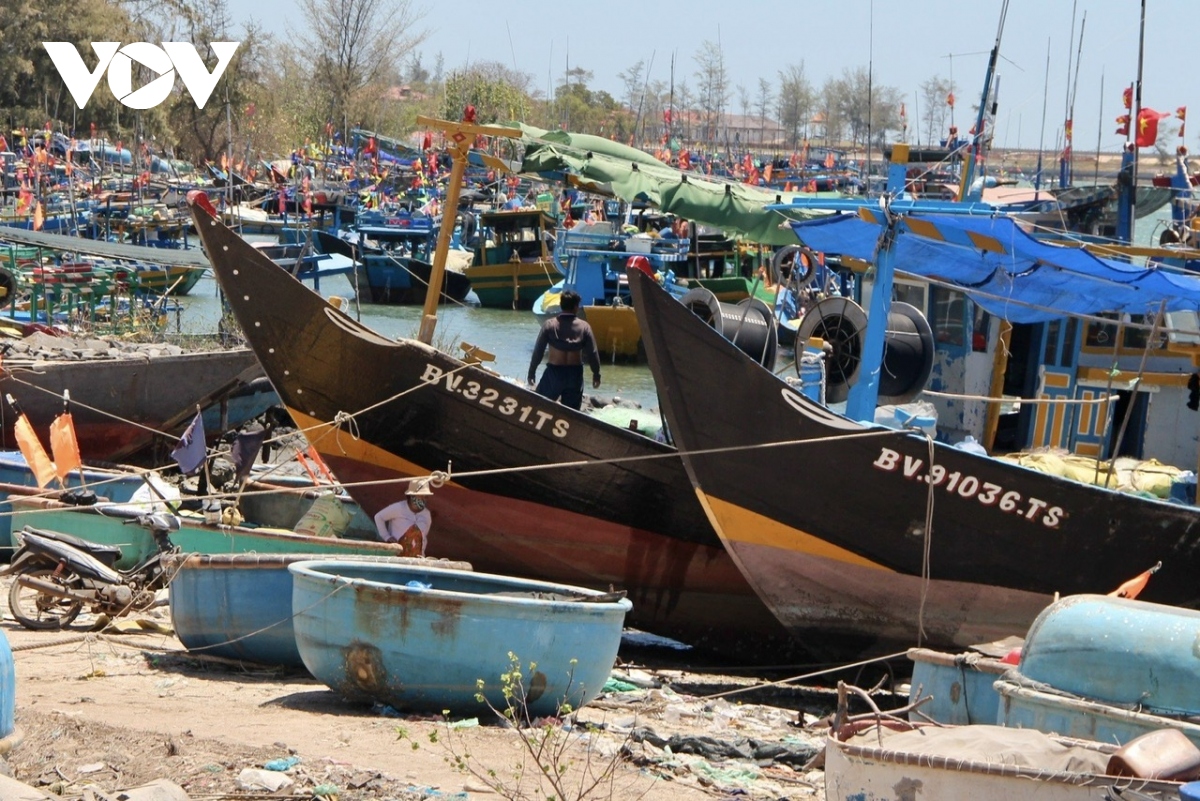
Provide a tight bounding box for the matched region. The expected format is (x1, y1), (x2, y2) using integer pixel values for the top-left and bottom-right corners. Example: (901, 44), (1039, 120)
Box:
(472, 209), (555, 266)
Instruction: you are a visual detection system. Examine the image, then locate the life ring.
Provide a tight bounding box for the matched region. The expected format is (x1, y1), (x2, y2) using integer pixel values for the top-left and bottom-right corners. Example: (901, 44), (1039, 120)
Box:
(0, 267), (16, 308)
(771, 244), (820, 285)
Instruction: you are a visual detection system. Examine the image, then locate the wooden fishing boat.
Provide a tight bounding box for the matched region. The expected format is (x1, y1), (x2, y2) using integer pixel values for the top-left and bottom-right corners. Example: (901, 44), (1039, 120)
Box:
(165, 552), (472, 668)
(186, 192), (796, 660)
(628, 268), (1200, 655)
(344, 211), (473, 305)
(826, 721), (1189, 801)
(0, 345), (263, 462)
(289, 559), (630, 715)
(9, 495), (410, 570)
(465, 209), (562, 309)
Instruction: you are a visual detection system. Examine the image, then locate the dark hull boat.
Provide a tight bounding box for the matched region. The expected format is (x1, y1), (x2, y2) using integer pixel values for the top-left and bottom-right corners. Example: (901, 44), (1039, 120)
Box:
(188, 196), (791, 657)
(628, 269), (1200, 655)
(0, 349), (262, 462)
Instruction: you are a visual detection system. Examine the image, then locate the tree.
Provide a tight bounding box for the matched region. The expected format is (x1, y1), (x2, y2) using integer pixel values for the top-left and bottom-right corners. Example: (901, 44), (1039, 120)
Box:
(755, 78), (772, 147)
(692, 40), (728, 145)
(296, 0), (426, 139)
(617, 59), (645, 115)
(442, 62), (532, 126)
(777, 63), (813, 148)
(920, 75), (953, 146)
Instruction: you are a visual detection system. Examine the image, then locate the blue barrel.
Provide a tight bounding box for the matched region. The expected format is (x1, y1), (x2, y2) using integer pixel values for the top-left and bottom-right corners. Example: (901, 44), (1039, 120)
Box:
(0, 628), (16, 751)
(1020, 594), (1200, 717)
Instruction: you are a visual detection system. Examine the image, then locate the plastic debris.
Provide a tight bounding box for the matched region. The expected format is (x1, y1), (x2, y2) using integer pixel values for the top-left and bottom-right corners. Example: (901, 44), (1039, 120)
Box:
(405, 580), (432, 590)
(263, 755), (301, 771)
(447, 717), (479, 729)
(236, 767), (294, 792)
(602, 677), (639, 693)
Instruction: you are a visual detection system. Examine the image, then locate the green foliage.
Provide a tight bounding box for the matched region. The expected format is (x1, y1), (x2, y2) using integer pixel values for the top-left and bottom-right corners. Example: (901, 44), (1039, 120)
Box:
(442, 63), (532, 125)
(433, 652), (648, 801)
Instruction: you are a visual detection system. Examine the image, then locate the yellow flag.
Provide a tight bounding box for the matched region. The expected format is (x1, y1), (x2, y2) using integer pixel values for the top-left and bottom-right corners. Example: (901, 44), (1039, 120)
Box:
(49, 413), (82, 482)
(14, 414), (56, 488)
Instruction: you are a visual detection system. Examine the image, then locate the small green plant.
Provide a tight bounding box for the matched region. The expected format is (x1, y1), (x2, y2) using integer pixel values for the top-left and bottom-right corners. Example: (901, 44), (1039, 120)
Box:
(432, 652), (650, 801)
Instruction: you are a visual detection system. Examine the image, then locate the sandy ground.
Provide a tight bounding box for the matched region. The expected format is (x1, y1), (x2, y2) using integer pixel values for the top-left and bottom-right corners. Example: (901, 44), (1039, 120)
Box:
(0, 599), (837, 801)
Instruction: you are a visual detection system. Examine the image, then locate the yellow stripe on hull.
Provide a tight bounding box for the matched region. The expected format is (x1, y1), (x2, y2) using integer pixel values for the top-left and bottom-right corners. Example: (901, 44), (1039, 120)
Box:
(287, 408), (428, 476)
(697, 490), (890, 571)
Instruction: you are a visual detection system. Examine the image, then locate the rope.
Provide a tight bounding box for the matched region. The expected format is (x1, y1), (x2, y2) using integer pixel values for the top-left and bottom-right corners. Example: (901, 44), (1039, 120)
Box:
(701, 650), (910, 701)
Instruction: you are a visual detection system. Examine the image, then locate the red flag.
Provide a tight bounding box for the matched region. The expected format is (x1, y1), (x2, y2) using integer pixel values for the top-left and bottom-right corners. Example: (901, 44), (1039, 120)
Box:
(824, 151), (836, 169)
(1122, 86), (1133, 110)
(1135, 108), (1169, 148)
(679, 150), (690, 170)
(32, 201), (43, 232)
(1177, 106), (1188, 121)
(49, 413), (81, 482)
(946, 92), (955, 108)
(1116, 114), (1131, 136)
(14, 414), (56, 488)
(1064, 119), (1073, 143)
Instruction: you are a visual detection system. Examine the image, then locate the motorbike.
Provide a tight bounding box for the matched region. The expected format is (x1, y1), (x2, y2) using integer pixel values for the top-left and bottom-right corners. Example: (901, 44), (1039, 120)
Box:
(3, 512), (181, 630)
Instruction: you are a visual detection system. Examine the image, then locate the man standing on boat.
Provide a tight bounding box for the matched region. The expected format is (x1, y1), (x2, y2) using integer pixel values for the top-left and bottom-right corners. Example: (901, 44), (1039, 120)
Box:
(373, 479), (433, 556)
(528, 289), (601, 410)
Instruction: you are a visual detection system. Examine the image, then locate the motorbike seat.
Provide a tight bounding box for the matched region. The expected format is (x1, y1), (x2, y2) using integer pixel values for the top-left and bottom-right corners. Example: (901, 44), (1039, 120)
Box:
(20, 526), (123, 567)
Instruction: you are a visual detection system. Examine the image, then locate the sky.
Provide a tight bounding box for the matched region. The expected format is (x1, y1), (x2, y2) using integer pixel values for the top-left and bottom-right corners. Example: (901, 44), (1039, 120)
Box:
(230, 0), (1194, 154)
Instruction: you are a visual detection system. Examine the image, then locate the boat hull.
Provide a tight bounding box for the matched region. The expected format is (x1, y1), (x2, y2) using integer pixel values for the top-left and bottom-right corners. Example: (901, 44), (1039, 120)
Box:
(907, 647), (1009, 726)
(9, 496), (410, 570)
(188, 198), (794, 659)
(1018, 595), (1200, 717)
(356, 258), (472, 305)
(465, 259), (561, 310)
(0, 349), (262, 462)
(290, 560), (630, 715)
(628, 269), (1200, 654)
(997, 676), (1200, 749)
(825, 723), (1184, 801)
(166, 553), (471, 667)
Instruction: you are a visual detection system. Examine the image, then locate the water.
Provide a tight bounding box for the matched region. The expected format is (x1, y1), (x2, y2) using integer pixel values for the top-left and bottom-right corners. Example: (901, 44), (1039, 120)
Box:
(174, 271), (666, 411)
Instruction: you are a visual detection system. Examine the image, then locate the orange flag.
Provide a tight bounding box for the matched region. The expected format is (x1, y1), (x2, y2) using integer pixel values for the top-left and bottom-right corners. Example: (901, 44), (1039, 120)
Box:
(32, 201), (44, 232)
(1108, 561), (1162, 600)
(14, 414), (56, 488)
(49, 413), (82, 482)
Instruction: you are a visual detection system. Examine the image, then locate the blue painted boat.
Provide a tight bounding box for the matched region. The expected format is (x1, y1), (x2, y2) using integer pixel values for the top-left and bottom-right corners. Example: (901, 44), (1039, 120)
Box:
(0, 451), (149, 554)
(1018, 595), (1200, 718)
(0, 629), (16, 755)
(906, 646), (1011, 725)
(996, 673), (1200, 749)
(166, 553), (473, 668)
(289, 560), (631, 716)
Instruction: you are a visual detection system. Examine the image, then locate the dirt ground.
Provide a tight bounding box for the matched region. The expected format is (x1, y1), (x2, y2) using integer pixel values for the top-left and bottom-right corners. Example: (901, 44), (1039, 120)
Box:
(0, 602), (836, 801)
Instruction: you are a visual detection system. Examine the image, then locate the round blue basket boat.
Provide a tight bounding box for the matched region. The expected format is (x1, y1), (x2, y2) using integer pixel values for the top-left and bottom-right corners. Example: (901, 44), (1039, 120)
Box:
(289, 560), (632, 717)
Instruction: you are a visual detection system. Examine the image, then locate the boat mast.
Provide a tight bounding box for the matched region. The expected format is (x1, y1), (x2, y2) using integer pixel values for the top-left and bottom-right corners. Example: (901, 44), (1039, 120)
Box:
(1034, 40), (1050, 198)
(959, 0), (1009, 202)
(415, 115), (521, 345)
(1129, 0), (1148, 243)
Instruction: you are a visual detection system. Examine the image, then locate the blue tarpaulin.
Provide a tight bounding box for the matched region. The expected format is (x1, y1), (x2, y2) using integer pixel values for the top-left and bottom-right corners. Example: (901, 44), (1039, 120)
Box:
(790, 212), (1200, 323)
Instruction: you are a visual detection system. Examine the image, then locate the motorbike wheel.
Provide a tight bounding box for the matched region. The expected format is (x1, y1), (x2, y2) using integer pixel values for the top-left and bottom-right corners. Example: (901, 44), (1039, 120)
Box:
(8, 568), (83, 630)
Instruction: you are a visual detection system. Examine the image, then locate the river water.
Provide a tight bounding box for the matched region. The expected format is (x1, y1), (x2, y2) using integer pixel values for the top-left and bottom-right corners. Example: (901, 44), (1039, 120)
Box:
(172, 204), (1176, 415)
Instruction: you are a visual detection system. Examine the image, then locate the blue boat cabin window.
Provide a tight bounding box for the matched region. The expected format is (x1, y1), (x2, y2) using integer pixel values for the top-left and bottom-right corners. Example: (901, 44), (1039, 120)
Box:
(1084, 313), (1167, 354)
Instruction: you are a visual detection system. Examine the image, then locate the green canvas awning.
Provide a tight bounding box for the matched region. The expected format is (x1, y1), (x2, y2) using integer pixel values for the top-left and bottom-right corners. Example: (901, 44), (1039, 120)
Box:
(515, 124), (833, 246)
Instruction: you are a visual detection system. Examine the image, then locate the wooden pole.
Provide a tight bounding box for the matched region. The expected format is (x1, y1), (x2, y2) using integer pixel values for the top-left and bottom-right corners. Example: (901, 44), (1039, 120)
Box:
(983, 319), (1012, 452)
(415, 115), (521, 345)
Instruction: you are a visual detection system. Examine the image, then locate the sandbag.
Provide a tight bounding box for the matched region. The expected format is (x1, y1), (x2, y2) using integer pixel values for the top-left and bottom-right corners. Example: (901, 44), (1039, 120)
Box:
(293, 492), (353, 538)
